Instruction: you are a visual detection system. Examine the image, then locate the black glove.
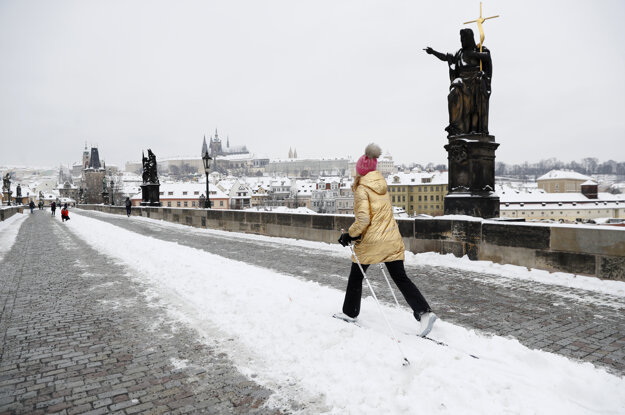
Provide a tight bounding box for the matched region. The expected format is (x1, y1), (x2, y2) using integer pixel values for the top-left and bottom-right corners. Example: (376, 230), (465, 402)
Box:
(338, 233), (360, 247)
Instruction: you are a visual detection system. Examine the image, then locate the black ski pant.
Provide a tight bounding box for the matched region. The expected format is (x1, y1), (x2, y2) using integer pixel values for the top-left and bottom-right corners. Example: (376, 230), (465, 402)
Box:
(342, 260), (431, 320)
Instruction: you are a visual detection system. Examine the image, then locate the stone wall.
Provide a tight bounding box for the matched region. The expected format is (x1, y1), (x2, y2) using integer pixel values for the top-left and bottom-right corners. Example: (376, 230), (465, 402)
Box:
(0, 206), (24, 222)
(77, 205), (625, 281)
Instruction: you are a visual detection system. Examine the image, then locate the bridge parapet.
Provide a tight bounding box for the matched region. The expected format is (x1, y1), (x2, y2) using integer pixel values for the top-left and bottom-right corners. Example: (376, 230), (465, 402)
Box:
(77, 205), (625, 281)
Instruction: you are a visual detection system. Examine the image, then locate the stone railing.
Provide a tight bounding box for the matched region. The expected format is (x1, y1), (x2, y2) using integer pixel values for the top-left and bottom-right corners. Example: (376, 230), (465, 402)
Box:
(77, 205), (625, 281)
(0, 206), (24, 222)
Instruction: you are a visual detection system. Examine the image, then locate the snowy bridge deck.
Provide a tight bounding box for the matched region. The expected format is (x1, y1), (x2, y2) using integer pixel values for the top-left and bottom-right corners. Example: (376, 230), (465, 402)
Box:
(0, 210), (624, 414)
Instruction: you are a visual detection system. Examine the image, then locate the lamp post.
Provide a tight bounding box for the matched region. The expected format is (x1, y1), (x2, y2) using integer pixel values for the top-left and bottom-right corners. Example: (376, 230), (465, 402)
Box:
(201, 137), (212, 209)
(110, 179), (115, 205)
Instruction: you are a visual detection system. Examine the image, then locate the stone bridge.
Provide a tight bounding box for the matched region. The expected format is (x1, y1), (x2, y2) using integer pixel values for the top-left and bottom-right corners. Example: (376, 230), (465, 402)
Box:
(0, 209), (624, 414)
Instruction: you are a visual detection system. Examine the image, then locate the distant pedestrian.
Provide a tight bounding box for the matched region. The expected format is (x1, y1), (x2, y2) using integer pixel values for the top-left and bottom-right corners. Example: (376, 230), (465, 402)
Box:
(61, 206), (70, 222)
(38, 201), (43, 210)
(50, 201), (56, 216)
(29, 200), (35, 214)
(125, 197), (132, 217)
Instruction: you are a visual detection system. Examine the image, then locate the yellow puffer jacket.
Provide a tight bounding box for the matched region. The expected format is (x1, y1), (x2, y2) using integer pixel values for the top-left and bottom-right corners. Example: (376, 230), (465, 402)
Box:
(348, 170), (405, 264)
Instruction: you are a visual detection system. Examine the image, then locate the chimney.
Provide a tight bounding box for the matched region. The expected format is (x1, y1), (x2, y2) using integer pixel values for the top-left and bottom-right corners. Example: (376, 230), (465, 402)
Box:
(581, 180), (598, 199)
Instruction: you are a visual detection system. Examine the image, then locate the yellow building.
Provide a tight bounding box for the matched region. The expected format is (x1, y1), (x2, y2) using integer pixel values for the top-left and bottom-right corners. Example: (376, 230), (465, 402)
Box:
(537, 170), (592, 193)
(386, 172), (448, 216)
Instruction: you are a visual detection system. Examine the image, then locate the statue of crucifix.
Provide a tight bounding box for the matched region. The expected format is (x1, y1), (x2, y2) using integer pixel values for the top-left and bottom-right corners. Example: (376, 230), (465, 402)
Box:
(463, 2), (499, 71)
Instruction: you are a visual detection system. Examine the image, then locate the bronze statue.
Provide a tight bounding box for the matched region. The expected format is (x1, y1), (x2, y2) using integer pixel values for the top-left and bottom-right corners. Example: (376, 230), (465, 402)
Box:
(16, 184), (21, 198)
(425, 28), (492, 136)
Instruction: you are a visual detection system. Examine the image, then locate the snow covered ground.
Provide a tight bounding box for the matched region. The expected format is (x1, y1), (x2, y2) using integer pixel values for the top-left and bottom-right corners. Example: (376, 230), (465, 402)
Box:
(58, 211), (625, 414)
(0, 212), (27, 262)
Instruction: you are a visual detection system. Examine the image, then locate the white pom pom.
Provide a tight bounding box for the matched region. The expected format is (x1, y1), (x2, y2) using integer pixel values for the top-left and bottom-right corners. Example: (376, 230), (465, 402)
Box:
(364, 143), (382, 159)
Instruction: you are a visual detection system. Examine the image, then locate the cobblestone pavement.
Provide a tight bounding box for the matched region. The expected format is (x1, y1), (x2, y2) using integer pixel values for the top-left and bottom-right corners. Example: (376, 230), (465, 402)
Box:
(74, 210), (625, 376)
(0, 212), (306, 414)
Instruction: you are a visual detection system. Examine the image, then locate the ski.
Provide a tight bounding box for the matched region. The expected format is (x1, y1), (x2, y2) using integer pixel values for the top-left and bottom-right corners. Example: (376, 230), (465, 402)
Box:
(333, 314), (479, 359)
(332, 313), (362, 327)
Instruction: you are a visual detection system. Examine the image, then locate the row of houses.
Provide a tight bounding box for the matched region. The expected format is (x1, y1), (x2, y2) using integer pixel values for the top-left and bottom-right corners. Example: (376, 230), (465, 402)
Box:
(129, 176), (356, 214)
(125, 169), (625, 223)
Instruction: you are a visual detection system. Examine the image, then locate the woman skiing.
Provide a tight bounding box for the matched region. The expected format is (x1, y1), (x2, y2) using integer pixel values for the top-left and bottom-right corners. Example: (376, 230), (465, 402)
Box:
(337, 143), (437, 337)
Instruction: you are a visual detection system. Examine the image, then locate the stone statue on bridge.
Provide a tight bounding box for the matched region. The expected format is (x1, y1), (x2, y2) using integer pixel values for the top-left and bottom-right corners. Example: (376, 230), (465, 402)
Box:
(142, 149), (159, 184)
(425, 28), (492, 137)
(140, 149), (161, 206)
(3, 173), (10, 191)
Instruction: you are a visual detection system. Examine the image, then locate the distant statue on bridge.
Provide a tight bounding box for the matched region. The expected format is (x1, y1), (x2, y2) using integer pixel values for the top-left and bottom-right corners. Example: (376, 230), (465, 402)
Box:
(425, 28), (492, 137)
(3, 173), (10, 191)
(142, 149), (159, 184)
(16, 184), (21, 198)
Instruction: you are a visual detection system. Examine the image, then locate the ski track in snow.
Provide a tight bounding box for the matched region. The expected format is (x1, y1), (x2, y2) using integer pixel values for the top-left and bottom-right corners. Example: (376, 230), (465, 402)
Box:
(61, 211), (625, 415)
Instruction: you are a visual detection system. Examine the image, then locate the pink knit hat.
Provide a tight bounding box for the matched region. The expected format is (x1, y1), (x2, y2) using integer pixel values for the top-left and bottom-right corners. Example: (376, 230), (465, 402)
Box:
(355, 143), (382, 176)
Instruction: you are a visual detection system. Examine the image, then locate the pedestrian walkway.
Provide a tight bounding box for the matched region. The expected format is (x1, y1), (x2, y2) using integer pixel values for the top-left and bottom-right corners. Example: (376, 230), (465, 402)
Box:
(73, 210), (625, 376)
(0, 211), (290, 414)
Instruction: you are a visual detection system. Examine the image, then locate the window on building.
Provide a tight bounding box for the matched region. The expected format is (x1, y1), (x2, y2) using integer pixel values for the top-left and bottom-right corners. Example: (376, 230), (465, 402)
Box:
(410, 196), (413, 201)
(430, 186), (434, 192)
(220, 201), (224, 206)
(436, 205), (439, 209)
(183, 191), (188, 195)
(159, 192), (164, 195)
(430, 195), (434, 201)
(168, 192), (173, 195)
(436, 195), (439, 201)
(402, 196), (406, 202)
(167, 202), (171, 207)
(177, 201), (181, 207)
(192, 201), (196, 207)
(392, 196), (396, 202)
(418, 196), (422, 201)
(184, 201), (188, 207)
(194, 191), (199, 195)
(436, 186), (439, 191)
(418, 187), (422, 192)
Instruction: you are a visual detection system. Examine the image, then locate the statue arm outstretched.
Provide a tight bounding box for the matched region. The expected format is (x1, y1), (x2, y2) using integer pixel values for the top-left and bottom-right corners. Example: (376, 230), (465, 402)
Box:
(424, 47), (448, 62)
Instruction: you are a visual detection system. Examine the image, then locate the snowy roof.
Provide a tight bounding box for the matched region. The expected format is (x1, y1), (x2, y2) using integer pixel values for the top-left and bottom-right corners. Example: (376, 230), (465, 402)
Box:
(132, 182), (228, 200)
(582, 180), (597, 186)
(536, 170), (591, 182)
(497, 184), (625, 204)
(216, 153), (255, 161)
(386, 171), (448, 186)
(245, 206), (317, 215)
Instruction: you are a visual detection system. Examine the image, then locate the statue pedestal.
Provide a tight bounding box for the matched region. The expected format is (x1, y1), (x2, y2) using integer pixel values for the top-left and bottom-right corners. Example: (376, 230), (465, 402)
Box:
(14, 197), (23, 205)
(140, 183), (161, 207)
(444, 134), (500, 218)
(2, 191), (12, 206)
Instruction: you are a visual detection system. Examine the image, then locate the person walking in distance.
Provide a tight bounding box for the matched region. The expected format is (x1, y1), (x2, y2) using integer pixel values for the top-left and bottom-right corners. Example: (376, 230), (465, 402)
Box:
(61, 205), (70, 222)
(336, 143), (437, 337)
(28, 200), (35, 214)
(125, 197), (132, 217)
(50, 201), (56, 216)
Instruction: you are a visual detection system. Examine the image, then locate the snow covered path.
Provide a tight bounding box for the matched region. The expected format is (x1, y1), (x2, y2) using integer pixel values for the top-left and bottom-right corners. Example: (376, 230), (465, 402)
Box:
(75, 209), (625, 376)
(58, 209), (625, 414)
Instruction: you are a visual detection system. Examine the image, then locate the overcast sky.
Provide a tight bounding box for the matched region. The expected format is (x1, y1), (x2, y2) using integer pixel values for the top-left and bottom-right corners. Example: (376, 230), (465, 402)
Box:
(1, 0), (624, 168)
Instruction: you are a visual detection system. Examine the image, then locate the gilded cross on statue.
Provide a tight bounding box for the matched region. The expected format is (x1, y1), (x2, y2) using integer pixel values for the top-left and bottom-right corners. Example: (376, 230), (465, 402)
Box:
(463, 2), (499, 70)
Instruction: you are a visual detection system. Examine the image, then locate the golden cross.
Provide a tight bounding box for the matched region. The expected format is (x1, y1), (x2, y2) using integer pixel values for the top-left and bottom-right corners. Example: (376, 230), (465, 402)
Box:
(463, 2), (499, 70)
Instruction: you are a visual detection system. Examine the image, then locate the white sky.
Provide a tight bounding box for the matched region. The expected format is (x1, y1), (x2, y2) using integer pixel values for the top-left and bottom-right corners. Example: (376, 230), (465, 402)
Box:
(1, 0), (624, 168)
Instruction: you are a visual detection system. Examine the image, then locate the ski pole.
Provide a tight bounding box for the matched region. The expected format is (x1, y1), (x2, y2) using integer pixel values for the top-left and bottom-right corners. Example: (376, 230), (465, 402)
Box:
(378, 264), (401, 307)
(341, 229), (410, 367)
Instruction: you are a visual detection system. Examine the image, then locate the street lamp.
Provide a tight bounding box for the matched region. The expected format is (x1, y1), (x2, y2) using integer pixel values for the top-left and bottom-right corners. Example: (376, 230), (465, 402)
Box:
(201, 137), (212, 208)
(110, 179), (115, 205)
